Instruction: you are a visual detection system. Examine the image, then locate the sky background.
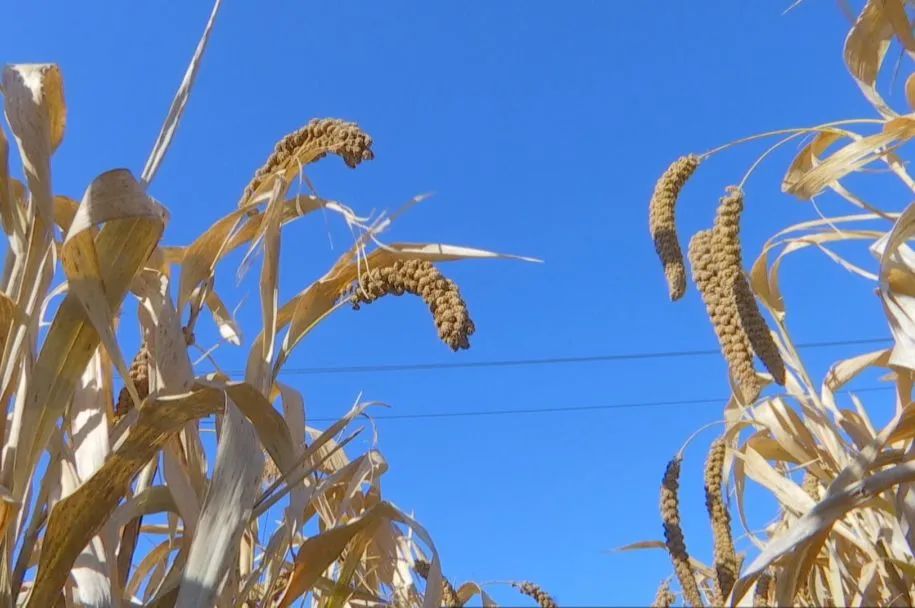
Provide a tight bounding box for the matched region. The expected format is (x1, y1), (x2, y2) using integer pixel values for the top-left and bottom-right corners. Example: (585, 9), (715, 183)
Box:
(1, 2), (904, 606)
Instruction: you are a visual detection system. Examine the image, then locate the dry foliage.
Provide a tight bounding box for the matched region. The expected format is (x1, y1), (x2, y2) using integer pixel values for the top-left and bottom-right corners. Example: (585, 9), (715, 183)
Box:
(0, 3), (543, 607)
(639, 0), (915, 606)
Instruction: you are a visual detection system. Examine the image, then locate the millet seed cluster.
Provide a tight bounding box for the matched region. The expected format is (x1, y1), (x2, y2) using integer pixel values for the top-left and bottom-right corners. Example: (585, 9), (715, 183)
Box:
(704, 438), (738, 603)
(344, 258), (475, 351)
(512, 582), (559, 608)
(649, 156), (787, 399)
(651, 580), (675, 608)
(413, 559), (461, 607)
(114, 342), (150, 421)
(660, 457), (703, 608)
(711, 187), (785, 387)
(649, 154), (701, 301)
(241, 117), (375, 205)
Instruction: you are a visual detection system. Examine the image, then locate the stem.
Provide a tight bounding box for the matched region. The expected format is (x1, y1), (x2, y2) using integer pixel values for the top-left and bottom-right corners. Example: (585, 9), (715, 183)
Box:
(700, 119), (883, 160)
(738, 131), (810, 190)
(677, 419), (727, 460)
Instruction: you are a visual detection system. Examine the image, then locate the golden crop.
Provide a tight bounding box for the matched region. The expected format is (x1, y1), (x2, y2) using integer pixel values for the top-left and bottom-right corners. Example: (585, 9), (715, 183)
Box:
(639, 2), (915, 606)
(0, 5), (556, 608)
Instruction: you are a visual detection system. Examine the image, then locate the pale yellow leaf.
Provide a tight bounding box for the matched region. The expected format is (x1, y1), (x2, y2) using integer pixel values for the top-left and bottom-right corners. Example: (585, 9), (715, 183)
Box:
(25, 387), (225, 608)
(140, 0), (222, 187)
(785, 118), (915, 199)
(175, 401), (263, 608)
(14, 169), (166, 501)
(844, 0), (899, 117)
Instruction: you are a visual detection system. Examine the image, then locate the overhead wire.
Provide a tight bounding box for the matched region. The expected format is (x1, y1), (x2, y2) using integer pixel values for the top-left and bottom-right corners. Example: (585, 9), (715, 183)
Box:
(224, 337), (890, 377)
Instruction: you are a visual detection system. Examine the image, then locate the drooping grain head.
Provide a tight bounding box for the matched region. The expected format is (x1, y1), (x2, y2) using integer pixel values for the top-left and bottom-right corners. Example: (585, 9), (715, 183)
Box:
(704, 438), (738, 601)
(241, 117), (374, 205)
(651, 580), (676, 608)
(649, 154), (701, 301)
(513, 582), (558, 608)
(712, 186), (743, 242)
(114, 342), (150, 421)
(688, 229), (761, 402)
(734, 275), (786, 385)
(343, 258), (475, 351)
(709, 188), (746, 330)
(414, 559), (462, 607)
(660, 457), (704, 608)
(712, 186), (786, 386)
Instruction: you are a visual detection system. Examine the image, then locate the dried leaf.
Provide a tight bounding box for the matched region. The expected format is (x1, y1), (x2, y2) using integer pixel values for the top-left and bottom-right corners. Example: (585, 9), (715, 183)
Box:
(844, 0), (899, 116)
(140, 0), (222, 187)
(14, 169), (166, 500)
(785, 119), (915, 199)
(175, 401), (263, 608)
(26, 387), (225, 608)
(277, 502), (443, 608)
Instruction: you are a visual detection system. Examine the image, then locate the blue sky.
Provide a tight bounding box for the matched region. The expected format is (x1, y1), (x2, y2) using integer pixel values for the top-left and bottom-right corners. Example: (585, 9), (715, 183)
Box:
(2, 2), (901, 606)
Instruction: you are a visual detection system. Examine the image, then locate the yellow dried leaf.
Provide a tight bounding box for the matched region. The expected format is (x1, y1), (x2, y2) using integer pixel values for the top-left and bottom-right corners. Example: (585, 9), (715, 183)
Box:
(2, 64), (65, 229)
(26, 387), (225, 608)
(905, 73), (915, 111)
(177, 210), (244, 311)
(15, 169), (166, 499)
(785, 119), (915, 199)
(844, 0), (899, 116)
(733, 461), (915, 605)
(140, 0), (222, 187)
(52, 195), (78, 234)
(277, 502), (443, 608)
(782, 131), (847, 193)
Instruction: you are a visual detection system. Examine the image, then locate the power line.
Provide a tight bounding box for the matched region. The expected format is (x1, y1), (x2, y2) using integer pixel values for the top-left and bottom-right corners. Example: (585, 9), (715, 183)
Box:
(198, 386), (894, 424)
(230, 337), (890, 376)
(304, 385), (893, 421)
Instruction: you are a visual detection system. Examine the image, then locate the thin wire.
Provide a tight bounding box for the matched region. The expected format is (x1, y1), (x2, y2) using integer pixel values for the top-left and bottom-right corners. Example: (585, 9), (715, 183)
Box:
(196, 386), (894, 423)
(311, 385), (895, 421)
(225, 337), (889, 376)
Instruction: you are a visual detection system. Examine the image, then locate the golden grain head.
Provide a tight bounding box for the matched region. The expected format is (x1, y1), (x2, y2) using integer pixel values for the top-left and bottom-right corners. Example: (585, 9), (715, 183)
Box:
(242, 117), (374, 203)
(688, 229), (761, 402)
(734, 275), (786, 385)
(513, 582), (558, 608)
(709, 187), (745, 308)
(115, 342), (151, 421)
(343, 258), (475, 351)
(660, 457), (704, 608)
(704, 439), (726, 493)
(649, 154), (701, 301)
(709, 187), (786, 387)
(414, 559), (461, 607)
(651, 580), (676, 608)
(704, 438), (738, 601)
(712, 186), (744, 238)
(660, 458), (687, 553)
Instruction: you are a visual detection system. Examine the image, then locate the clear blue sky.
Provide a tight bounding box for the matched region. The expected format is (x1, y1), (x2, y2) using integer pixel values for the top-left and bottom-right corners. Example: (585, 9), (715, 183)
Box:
(3, 2), (898, 606)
